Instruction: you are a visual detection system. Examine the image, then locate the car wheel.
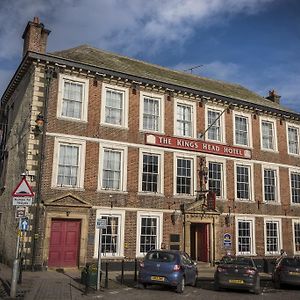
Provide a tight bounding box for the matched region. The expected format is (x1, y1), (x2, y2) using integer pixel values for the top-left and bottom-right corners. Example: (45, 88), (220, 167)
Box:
(176, 277), (185, 293)
(253, 278), (261, 295)
(214, 281), (220, 291)
(191, 276), (197, 287)
(274, 279), (281, 289)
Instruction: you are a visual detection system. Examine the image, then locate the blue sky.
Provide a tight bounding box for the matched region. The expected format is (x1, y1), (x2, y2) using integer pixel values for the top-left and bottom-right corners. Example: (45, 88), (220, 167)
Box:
(0, 0), (299, 112)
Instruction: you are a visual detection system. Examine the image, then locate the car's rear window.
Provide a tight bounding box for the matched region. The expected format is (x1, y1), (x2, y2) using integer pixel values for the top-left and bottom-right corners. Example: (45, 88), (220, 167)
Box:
(281, 258), (300, 267)
(146, 252), (176, 262)
(221, 256), (253, 267)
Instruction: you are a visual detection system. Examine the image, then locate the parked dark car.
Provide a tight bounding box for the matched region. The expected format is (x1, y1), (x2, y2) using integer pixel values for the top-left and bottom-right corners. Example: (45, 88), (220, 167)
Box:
(214, 256), (260, 294)
(138, 249), (198, 293)
(272, 256), (300, 288)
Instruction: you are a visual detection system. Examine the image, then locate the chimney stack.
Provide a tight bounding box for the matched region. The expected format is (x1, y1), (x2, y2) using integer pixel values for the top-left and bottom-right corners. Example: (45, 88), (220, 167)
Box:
(22, 17), (51, 57)
(266, 89), (281, 104)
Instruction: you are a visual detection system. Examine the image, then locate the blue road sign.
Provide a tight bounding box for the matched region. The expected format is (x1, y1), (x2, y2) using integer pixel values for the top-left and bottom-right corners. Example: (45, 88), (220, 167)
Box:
(20, 218), (29, 231)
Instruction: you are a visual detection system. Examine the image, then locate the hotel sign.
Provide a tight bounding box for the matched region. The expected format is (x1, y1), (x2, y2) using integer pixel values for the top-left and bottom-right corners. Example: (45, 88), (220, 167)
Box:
(145, 134), (251, 159)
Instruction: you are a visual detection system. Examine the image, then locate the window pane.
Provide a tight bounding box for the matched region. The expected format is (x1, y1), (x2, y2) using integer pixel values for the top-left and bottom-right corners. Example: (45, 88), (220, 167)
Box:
(100, 216), (119, 255)
(264, 169), (276, 201)
(102, 149), (121, 190)
(177, 104), (192, 137)
(208, 162), (222, 197)
(235, 116), (248, 146)
(143, 97), (159, 131)
(142, 154), (159, 192)
(207, 110), (221, 141)
(140, 217), (158, 253)
(288, 127), (299, 154)
(266, 221), (279, 253)
(105, 90), (123, 125)
(237, 165), (250, 200)
(291, 172), (300, 203)
(57, 144), (79, 186)
(176, 158), (192, 194)
(262, 121), (274, 149)
(238, 220), (252, 253)
(294, 223), (300, 252)
(62, 81), (83, 119)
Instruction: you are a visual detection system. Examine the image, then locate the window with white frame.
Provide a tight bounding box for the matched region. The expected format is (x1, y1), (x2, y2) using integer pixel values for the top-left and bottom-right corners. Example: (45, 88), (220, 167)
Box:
(58, 74), (89, 121)
(141, 152), (162, 193)
(207, 108), (223, 142)
(236, 164), (251, 200)
(94, 209), (125, 258)
(265, 220), (281, 255)
(291, 171), (300, 204)
(208, 162), (223, 197)
(53, 139), (85, 188)
(137, 212), (162, 256)
(235, 115), (249, 146)
(261, 120), (276, 150)
(176, 157), (192, 195)
(140, 93), (163, 132)
(236, 218), (255, 255)
(99, 144), (127, 191)
(176, 103), (192, 137)
(293, 221), (300, 253)
(263, 168), (278, 202)
(101, 84), (128, 127)
(288, 125), (299, 155)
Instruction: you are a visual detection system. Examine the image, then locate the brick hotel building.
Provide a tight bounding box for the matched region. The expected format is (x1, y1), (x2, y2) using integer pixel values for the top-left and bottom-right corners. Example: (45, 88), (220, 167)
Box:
(0, 18), (300, 269)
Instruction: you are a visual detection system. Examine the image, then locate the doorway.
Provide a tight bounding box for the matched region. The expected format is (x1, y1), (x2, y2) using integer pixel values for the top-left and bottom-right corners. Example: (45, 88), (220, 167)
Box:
(48, 219), (81, 268)
(190, 223), (210, 262)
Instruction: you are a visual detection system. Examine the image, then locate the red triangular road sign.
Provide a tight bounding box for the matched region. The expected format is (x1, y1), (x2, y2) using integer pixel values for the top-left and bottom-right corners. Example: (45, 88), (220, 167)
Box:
(12, 177), (34, 197)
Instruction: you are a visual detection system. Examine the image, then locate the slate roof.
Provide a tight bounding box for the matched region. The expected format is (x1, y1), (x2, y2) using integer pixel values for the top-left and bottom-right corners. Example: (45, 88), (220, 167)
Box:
(49, 44), (294, 114)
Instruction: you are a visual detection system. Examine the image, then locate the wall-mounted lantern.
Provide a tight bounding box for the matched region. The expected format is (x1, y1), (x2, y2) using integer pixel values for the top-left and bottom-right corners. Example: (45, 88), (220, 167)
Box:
(34, 113), (44, 135)
(171, 209), (182, 225)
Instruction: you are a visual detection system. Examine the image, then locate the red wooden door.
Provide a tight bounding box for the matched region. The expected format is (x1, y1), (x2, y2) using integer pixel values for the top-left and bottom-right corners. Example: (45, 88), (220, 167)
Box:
(48, 219), (81, 268)
(197, 224), (209, 262)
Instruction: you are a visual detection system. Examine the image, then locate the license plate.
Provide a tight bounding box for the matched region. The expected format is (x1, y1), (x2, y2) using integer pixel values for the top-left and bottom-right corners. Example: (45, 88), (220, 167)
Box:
(229, 279), (244, 284)
(289, 272), (300, 276)
(151, 276), (165, 282)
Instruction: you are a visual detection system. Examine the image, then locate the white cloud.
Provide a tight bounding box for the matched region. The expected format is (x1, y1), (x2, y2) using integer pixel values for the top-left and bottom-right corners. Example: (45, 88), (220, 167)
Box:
(0, 0), (276, 59)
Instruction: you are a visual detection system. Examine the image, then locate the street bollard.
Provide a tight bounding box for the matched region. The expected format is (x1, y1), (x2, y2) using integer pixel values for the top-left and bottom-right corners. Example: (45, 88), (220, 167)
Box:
(134, 258), (137, 282)
(121, 260), (124, 285)
(84, 263), (91, 295)
(105, 262), (108, 288)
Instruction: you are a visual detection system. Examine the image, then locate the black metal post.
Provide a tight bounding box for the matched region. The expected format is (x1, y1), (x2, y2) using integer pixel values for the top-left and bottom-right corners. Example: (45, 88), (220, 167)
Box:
(105, 262), (108, 288)
(134, 258), (137, 282)
(121, 260), (124, 285)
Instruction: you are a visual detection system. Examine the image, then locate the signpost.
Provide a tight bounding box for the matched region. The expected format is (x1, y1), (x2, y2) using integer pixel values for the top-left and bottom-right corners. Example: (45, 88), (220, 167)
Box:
(96, 218), (107, 291)
(10, 176), (33, 298)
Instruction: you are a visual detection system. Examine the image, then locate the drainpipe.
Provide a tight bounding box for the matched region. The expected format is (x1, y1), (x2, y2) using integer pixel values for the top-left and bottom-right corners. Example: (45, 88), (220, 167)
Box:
(31, 67), (53, 271)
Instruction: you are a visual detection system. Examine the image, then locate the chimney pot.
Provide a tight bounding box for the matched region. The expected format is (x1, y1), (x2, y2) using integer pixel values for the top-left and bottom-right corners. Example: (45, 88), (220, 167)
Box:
(266, 89), (281, 104)
(22, 17), (50, 57)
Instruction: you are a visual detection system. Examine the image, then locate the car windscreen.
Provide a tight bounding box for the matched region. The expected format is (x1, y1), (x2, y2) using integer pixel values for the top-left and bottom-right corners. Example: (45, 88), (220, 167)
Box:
(221, 257), (253, 267)
(145, 252), (176, 263)
(281, 258), (300, 267)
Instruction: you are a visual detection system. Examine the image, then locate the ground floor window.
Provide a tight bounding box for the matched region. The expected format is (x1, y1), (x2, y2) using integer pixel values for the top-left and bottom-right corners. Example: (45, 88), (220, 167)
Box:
(293, 221), (300, 253)
(265, 219), (281, 255)
(137, 212), (163, 256)
(236, 217), (255, 255)
(94, 209), (125, 258)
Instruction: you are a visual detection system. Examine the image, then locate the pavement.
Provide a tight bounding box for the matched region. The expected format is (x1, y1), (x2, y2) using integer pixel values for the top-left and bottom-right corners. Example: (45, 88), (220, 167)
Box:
(0, 262), (272, 299)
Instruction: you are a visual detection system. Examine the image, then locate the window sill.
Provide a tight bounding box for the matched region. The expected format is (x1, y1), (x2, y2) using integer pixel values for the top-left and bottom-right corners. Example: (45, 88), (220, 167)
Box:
(262, 201), (281, 205)
(100, 123), (128, 130)
(236, 253), (257, 257)
(137, 192), (165, 197)
(139, 129), (165, 135)
(97, 189), (128, 195)
(173, 194), (195, 199)
(57, 116), (88, 123)
(260, 148), (279, 153)
(51, 186), (85, 191)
